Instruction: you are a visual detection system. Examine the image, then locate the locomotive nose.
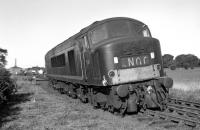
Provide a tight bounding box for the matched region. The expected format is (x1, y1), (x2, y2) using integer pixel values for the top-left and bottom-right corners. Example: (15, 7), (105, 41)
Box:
(96, 37), (163, 85)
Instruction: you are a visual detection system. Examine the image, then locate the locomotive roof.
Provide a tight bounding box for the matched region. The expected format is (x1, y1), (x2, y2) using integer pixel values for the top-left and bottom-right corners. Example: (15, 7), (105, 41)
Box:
(73, 17), (145, 39)
(78, 17), (145, 36)
(46, 17), (145, 56)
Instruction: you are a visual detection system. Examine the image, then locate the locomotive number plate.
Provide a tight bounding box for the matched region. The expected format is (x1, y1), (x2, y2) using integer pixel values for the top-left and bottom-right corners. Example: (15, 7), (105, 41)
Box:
(120, 55), (151, 68)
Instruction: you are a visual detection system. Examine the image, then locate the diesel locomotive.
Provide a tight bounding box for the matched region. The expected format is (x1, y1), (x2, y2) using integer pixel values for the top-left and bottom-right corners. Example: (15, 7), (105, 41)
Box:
(45, 17), (173, 115)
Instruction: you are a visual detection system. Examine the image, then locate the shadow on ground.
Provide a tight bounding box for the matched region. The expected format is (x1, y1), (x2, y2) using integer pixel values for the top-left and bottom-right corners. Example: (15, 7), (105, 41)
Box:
(0, 92), (33, 127)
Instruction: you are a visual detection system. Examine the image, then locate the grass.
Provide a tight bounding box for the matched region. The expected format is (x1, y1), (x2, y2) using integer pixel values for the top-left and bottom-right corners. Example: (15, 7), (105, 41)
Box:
(166, 68), (200, 102)
(1, 76), (162, 130)
(0, 79), (33, 129)
(169, 89), (200, 102)
(1, 73), (198, 130)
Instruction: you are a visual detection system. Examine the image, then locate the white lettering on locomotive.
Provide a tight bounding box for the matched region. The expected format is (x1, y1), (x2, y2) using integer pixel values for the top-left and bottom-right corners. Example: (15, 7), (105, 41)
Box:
(128, 58), (135, 66)
(143, 56), (148, 64)
(136, 57), (142, 65)
(127, 56), (149, 67)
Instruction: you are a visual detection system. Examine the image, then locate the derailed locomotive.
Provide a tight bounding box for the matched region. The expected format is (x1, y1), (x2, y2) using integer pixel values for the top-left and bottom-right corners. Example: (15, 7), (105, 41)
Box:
(45, 17), (173, 115)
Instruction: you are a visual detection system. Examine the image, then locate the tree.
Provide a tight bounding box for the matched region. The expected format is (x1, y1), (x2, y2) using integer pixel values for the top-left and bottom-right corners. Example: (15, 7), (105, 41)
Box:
(162, 54), (174, 68)
(0, 48), (8, 68)
(175, 54), (185, 68)
(185, 54), (199, 67)
(175, 54), (199, 69)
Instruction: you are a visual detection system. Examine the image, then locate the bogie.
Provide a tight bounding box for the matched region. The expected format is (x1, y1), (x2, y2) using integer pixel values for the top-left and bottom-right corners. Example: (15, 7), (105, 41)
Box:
(49, 78), (170, 115)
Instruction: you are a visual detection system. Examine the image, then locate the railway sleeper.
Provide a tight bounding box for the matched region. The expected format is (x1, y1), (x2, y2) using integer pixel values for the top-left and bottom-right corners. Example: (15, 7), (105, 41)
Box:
(168, 98), (200, 109)
(145, 109), (200, 128)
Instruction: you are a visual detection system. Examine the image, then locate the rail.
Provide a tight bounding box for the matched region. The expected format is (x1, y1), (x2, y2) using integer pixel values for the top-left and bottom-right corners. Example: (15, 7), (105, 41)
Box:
(136, 97), (200, 128)
(141, 109), (200, 127)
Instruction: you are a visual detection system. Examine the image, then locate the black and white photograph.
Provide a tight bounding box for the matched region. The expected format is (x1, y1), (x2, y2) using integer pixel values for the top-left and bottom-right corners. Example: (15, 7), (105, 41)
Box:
(0, 0), (200, 129)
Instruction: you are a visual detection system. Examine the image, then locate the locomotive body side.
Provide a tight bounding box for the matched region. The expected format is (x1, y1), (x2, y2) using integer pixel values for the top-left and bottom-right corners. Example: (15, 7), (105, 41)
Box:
(45, 17), (173, 114)
(45, 40), (85, 84)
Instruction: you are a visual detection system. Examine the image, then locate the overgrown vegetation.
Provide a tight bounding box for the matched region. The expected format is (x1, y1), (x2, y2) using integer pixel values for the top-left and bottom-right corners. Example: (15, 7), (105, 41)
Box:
(0, 68), (17, 103)
(0, 47), (17, 104)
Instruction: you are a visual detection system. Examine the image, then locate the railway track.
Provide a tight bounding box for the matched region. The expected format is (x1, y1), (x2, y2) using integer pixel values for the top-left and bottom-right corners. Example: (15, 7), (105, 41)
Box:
(168, 97), (200, 113)
(140, 109), (200, 128)
(137, 98), (200, 129)
(167, 98), (200, 120)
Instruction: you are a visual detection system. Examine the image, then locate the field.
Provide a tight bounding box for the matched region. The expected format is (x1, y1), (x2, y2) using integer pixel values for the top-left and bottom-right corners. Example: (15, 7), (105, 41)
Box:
(166, 68), (200, 101)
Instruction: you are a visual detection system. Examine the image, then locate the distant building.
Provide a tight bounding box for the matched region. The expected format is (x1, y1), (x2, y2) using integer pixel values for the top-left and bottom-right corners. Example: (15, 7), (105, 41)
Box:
(9, 59), (22, 75)
(23, 66), (45, 76)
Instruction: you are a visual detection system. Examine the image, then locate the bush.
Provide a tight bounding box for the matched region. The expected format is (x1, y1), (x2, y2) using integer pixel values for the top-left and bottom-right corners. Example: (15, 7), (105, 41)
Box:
(0, 68), (17, 103)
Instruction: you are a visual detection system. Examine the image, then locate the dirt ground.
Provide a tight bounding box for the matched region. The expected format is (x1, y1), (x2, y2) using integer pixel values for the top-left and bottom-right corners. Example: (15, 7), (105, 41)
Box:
(0, 76), (190, 130)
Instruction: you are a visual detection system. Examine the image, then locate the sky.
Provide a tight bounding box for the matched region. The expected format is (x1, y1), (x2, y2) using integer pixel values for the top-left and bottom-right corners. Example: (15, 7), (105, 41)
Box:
(0, 0), (200, 68)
